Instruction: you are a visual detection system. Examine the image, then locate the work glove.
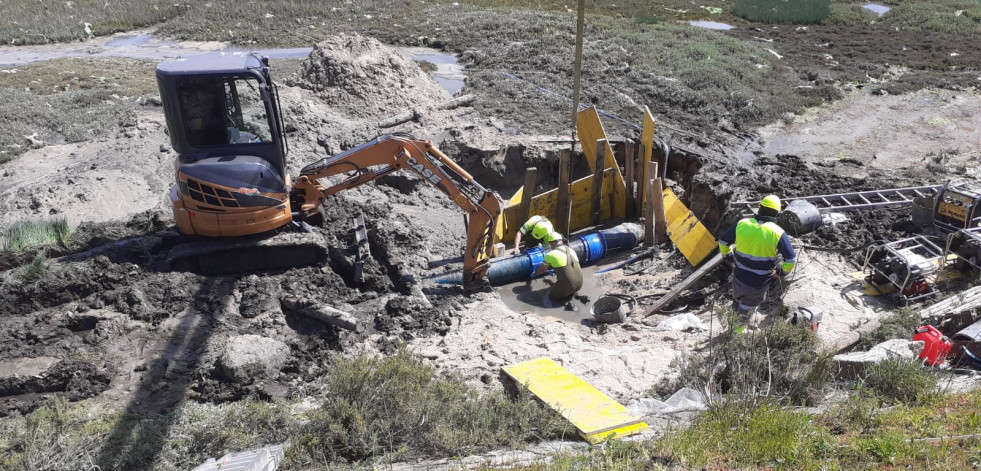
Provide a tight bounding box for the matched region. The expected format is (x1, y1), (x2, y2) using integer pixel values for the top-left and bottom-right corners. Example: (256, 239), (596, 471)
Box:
(545, 268), (555, 276)
(723, 255), (735, 268)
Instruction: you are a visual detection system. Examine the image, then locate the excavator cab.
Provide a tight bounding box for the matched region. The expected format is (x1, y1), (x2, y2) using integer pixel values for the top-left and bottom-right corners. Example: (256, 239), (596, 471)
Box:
(157, 53), (292, 237)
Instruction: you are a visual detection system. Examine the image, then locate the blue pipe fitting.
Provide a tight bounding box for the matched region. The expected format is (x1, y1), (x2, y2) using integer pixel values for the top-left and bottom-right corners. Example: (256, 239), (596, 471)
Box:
(527, 246), (545, 277)
(578, 233), (608, 264)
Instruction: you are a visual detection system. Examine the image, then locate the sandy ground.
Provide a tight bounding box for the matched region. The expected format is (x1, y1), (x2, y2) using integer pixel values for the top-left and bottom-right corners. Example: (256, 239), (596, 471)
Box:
(760, 88), (981, 177)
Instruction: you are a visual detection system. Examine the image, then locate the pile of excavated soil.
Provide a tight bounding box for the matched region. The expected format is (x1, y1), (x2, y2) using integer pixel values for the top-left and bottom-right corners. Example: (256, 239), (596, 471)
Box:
(289, 34), (450, 119)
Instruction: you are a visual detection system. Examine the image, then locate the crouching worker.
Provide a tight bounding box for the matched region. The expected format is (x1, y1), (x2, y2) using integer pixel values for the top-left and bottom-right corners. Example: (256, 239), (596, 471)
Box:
(718, 195), (797, 333)
(513, 215), (554, 255)
(534, 232), (583, 301)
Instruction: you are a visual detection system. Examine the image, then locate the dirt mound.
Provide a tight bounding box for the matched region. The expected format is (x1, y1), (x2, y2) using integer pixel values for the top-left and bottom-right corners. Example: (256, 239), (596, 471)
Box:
(289, 34), (449, 121)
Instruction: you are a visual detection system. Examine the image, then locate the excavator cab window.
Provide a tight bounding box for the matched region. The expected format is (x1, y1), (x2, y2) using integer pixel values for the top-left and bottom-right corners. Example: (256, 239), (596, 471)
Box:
(177, 76), (271, 147)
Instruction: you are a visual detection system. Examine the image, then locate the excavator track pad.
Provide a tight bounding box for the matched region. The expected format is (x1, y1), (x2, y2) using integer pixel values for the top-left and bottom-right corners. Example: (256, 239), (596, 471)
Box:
(166, 231), (328, 275)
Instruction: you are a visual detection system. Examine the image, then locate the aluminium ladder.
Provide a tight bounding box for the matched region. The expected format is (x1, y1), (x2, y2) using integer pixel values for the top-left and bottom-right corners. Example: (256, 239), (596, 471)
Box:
(733, 185), (942, 215)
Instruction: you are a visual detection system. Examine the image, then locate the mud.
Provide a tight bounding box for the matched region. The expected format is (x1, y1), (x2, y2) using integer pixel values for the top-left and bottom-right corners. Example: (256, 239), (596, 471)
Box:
(0, 18), (979, 449)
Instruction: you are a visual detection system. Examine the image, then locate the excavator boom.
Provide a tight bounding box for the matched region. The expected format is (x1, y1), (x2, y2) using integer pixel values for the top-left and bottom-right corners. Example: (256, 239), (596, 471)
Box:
(291, 133), (502, 289)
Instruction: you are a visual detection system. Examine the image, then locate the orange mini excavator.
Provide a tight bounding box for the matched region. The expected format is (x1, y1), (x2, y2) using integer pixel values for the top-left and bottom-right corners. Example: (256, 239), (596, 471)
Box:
(156, 53), (501, 289)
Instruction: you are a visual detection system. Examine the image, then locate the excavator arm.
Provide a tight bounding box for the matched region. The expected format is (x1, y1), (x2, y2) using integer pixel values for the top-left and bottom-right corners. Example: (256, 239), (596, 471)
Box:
(291, 133), (502, 289)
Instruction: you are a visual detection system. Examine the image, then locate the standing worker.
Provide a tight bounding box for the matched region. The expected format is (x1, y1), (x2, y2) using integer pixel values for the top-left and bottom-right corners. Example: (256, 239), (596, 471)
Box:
(534, 232), (583, 301)
(513, 215), (554, 255)
(717, 195), (797, 333)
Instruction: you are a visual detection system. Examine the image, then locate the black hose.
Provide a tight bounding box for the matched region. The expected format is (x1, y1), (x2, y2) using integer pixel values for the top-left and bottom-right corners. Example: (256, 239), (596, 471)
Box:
(799, 241), (875, 254)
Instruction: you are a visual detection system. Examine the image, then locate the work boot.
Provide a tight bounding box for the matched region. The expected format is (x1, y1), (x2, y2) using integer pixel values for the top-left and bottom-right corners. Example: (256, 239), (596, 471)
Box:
(730, 307), (752, 334)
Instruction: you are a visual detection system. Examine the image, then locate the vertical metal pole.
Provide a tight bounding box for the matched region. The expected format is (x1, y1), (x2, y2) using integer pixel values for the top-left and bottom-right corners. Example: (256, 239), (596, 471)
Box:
(557, 150), (572, 236)
(592, 140), (606, 226)
(569, 0), (586, 158)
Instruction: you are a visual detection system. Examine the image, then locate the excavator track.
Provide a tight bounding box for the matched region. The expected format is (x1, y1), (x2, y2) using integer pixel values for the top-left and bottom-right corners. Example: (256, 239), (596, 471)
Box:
(166, 231), (328, 275)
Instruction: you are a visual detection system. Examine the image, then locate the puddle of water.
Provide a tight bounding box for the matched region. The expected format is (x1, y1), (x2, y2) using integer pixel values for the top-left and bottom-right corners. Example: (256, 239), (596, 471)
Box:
(401, 47), (465, 95)
(104, 34), (154, 48)
(689, 20), (734, 31)
(862, 3), (891, 17)
(498, 265), (616, 325)
(222, 47), (312, 60)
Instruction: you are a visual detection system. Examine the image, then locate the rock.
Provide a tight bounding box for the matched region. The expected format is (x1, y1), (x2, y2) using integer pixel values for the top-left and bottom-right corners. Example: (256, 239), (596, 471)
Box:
(217, 335), (290, 383)
(0, 357), (60, 379)
(833, 339), (925, 380)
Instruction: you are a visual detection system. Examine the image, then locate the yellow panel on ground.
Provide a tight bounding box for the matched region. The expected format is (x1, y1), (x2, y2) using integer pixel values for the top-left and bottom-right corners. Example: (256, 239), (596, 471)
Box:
(662, 188), (716, 266)
(502, 357), (647, 444)
(497, 170), (615, 242)
(577, 107), (626, 218)
(639, 106), (655, 215)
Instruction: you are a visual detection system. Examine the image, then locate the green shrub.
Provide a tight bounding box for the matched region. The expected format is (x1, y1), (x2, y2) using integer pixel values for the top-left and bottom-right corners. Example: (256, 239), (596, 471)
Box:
(823, 3), (881, 25)
(862, 358), (938, 404)
(634, 15), (661, 25)
(296, 351), (567, 463)
(671, 316), (834, 406)
(882, 0), (981, 36)
(733, 0), (831, 24)
(1, 218), (73, 252)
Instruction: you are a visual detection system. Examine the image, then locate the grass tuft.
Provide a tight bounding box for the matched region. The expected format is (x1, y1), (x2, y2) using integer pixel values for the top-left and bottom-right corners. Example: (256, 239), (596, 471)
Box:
(656, 401), (832, 468)
(1, 218), (73, 252)
(12, 252), (50, 283)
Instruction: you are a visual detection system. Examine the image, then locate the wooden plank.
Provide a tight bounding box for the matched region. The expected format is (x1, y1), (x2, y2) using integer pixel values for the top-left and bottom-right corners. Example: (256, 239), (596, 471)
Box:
(498, 170), (615, 242)
(639, 107), (656, 215)
(635, 143), (646, 217)
(645, 162), (658, 246)
(592, 140), (606, 226)
(624, 140), (635, 217)
(502, 357), (647, 443)
(577, 107), (626, 218)
(652, 178), (668, 244)
(920, 285), (981, 319)
(662, 187), (717, 266)
(643, 253), (724, 317)
(518, 167), (538, 228)
(557, 150), (572, 236)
